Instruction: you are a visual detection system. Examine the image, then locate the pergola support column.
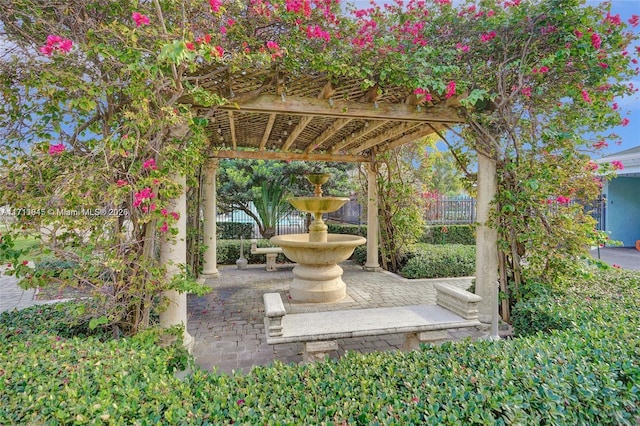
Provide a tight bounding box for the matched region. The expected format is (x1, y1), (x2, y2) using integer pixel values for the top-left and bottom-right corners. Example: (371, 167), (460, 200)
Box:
(160, 173), (194, 352)
(200, 159), (219, 279)
(475, 152), (499, 324)
(364, 162), (381, 271)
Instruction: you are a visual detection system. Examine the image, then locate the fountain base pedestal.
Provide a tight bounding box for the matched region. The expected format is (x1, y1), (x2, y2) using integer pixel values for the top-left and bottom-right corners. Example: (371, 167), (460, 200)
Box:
(290, 264), (346, 303)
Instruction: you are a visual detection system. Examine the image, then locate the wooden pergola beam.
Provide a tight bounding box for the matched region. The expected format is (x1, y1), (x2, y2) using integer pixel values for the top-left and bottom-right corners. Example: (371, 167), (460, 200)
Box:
(350, 122), (423, 154)
(259, 113), (276, 151)
(227, 111), (237, 149)
(211, 149), (368, 163)
(377, 125), (443, 153)
(282, 116), (312, 151)
(305, 118), (353, 154)
(331, 120), (387, 153)
(219, 95), (463, 123)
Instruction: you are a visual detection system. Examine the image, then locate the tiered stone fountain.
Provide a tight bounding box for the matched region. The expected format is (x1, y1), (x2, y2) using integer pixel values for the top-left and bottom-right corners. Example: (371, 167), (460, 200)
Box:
(270, 173), (366, 303)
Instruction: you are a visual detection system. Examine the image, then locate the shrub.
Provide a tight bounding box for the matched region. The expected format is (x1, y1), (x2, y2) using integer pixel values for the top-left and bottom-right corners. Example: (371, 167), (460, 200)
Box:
(2, 270), (640, 424)
(512, 269), (640, 337)
(327, 223), (367, 237)
(351, 245), (368, 265)
(217, 222), (254, 239)
(216, 239), (290, 265)
(400, 244), (476, 279)
(421, 224), (476, 245)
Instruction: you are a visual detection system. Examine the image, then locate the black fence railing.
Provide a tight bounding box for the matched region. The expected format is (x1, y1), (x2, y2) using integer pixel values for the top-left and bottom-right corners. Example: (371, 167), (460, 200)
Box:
(217, 203), (308, 238)
(218, 194), (606, 238)
(423, 195), (476, 224)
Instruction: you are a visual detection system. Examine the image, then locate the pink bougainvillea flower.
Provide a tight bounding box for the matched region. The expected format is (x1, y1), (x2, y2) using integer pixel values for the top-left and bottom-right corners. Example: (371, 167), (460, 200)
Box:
(58, 39), (73, 53)
(604, 13), (621, 26)
(186, 42), (195, 51)
(142, 158), (157, 170)
(621, 118), (630, 127)
(197, 34), (213, 44)
(22, 260), (29, 266)
(521, 87), (532, 97)
(586, 161), (598, 171)
(591, 33), (602, 50)
(612, 102), (618, 110)
(220, 26), (227, 35)
(456, 43), (469, 52)
(116, 179), (128, 187)
(574, 29), (583, 39)
(629, 15), (639, 28)
(159, 222), (169, 233)
(161, 208), (168, 217)
(597, 62), (608, 69)
(133, 187), (155, 207)
(556, 196), (571, 205)
(581, 89), (592, 103)
(48, 143), (65, 155)
(212, 45), (224, 57)
(40, 35), (73, 56)
(132, 12), (150, 27)
(480, 31), (496, 42)
(611, 160), (624, 170)
(170, 212), (180, 220)
(266, 40), (280, 50)
(306, 25), (331, 42)
(593, 140), (608, 149)
(209, 0), (222, 13)
(445, 80), (456, 99)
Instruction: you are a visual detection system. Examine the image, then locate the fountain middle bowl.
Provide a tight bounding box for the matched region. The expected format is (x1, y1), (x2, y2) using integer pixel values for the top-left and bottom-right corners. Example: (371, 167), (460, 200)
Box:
(288, 196), (349, 214)
(270, 233), (366, 265)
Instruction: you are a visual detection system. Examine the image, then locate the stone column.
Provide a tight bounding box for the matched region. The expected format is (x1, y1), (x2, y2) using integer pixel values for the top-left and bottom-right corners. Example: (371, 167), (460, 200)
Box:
(475, 152), (499, 323)
(160, 173), (194, 351)
(364, 162), (380, 271)
(200, 159), (219, 279)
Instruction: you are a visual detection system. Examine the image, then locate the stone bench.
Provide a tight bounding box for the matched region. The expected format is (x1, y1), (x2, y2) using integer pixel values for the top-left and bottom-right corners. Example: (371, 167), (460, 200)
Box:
(263, 283), (482, 363)
(250, 239), (283, 271)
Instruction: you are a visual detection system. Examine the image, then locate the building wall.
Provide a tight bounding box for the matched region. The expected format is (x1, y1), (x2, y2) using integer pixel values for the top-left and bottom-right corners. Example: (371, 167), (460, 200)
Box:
(605, 177), (640, 247)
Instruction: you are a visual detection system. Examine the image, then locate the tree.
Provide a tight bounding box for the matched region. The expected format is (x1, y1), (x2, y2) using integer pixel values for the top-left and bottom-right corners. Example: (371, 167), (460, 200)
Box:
(216, 159), (356, 237)
(0, 0), (636, 334)
(348, 0), (637, 304)
(0, 0), (353, 334)
(368, 142), (428, 272)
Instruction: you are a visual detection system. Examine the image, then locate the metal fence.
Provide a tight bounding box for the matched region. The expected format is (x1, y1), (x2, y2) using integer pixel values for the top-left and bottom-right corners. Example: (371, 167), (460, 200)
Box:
(217, 203), (307, 238)
(218, 194), (606, 236)
(423, 195), (476, 224)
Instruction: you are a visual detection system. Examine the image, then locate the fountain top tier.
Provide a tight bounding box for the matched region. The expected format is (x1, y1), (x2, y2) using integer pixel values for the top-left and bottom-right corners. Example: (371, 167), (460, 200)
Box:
(287, 173), (349, 243)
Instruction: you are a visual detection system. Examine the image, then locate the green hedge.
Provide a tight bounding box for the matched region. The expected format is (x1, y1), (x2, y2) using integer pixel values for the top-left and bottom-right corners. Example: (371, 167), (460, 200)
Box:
(421, 224), (476, 245)
(216, 239), (291, 265)
(217, 222), (254, 239)
(400, 244), (476, 279)
(512, 269), (640, 337)
(2, 270), (639, 425)
(327, 223), (367, 237)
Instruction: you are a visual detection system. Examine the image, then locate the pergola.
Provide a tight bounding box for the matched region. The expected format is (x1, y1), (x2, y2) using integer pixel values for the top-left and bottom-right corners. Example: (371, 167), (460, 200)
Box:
(158, 65), (498, 349)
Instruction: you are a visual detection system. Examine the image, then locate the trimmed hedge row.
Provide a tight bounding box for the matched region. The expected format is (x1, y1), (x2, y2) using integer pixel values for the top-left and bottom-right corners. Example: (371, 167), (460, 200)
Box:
(421, 224), (476, 245)
(400, 244), (476, 278)
(2, 269), (639, 425)
(352, 244), (475, 279)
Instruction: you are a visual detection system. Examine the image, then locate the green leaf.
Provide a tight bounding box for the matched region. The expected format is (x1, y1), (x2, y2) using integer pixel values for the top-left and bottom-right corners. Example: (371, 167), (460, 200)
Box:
(89, 316), (108, 330)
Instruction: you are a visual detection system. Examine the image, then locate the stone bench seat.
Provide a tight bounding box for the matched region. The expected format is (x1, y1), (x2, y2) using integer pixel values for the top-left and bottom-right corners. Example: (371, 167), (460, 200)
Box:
(263, 283), (482, 363)
(250, 239), (283, 271)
